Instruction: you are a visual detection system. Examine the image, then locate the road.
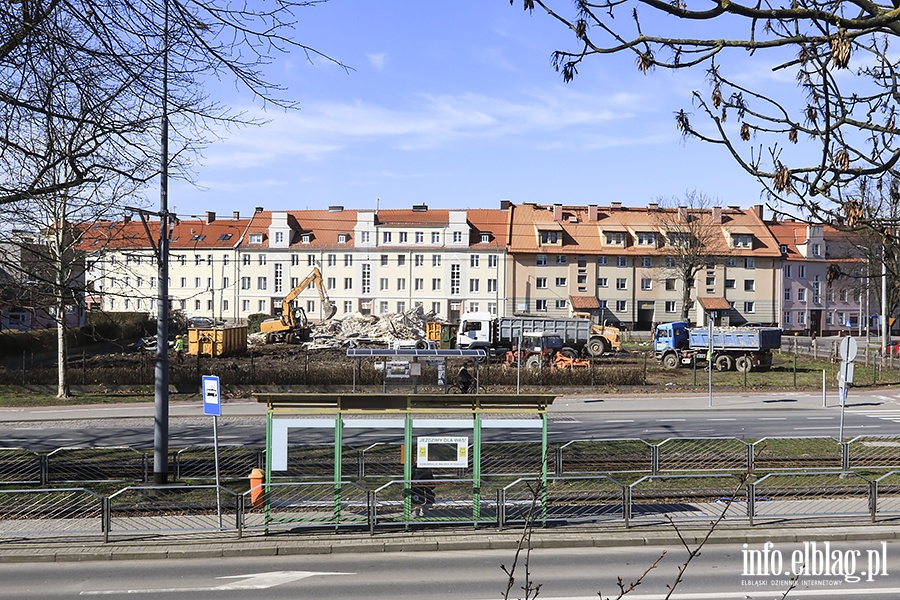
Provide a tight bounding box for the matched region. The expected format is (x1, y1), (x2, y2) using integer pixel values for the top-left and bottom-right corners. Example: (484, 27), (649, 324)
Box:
(2, 389), (900, 450)
(3, 542), (900, 599)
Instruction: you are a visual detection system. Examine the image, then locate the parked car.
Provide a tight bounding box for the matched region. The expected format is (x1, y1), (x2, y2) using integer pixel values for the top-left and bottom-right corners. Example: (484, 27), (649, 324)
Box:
(883, 341), (900, 356)
(188, 316), (216, 328)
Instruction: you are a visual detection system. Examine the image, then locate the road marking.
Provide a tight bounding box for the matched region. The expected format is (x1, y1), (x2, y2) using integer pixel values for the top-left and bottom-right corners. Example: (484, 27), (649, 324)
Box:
(605, 419), (635, 423)
(79, 570), (353, 595)
(471, 586), (900, 599)
(759, 417), (787, 420)
(805, 416), (835, 420)
(656, 419), (685, 422)
(706, 418), (736, 421)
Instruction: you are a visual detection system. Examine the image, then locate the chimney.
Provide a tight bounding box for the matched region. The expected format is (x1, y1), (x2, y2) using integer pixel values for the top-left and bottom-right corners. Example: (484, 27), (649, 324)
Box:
(711, 206), (722, 224)
(752, 204), (764, 220)
(552, 204), (563, 221)
(206, 211), (216, 224)
(123, 214), (131, 224)
(610, 201), (623, 211)
(328, 205), (344, 212)
(648, 202), (658, 211)
(678, 206), (688, 223)
(500, 199), (511, 211)
(412, 204), (428, 212)
(588, 204), (599, 222)
(232, 211), (240, 220)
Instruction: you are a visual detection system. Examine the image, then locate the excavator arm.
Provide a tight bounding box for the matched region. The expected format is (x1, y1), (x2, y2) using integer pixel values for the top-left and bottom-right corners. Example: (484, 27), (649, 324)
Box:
(280, 267), (337, 327)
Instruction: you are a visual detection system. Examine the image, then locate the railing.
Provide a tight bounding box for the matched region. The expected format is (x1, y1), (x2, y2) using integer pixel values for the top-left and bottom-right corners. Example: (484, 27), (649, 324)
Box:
(4, 471), (900, 542)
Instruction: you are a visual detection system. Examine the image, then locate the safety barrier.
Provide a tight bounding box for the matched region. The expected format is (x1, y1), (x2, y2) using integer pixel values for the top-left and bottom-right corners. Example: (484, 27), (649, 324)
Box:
(4, 470), (900, 542)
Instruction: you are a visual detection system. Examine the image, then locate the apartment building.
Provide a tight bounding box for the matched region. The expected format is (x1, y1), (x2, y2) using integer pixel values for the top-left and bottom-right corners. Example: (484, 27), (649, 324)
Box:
(76, 201), (867, 334)
(507, 202), (783, 330)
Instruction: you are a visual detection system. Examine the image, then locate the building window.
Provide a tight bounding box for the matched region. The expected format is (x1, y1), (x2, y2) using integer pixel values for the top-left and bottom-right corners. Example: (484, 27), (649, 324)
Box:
(812, 243), (822, 257)
(432, 255), (441, 267)
(344, 254), (353, 267)
(397, 255), (406, 266)
(598, 256), (608, 266)
(665, 301), (676, 312)
(415, 278), (424, 291)
(605, 232), (624, 245)
(327, 254), (336, 267)
(536, 299), (548, 311)
(397, 301), (406, 312)
(641, 278), (652, 291)
(783, 311), (792, 324)
(379, 278), (389, 291)
(536, 277), (547, 289)
(249, 233), (262, 244)
(399, 232), (408, 243)
(194, 277), (201, 288)
(598, 278), (608, 288)
(536, 255), (548, 266)
(471, 255), (480, 268)
(615, 300), (626, 312)
(469, 279), (479, 293)
(382, 231), (392, 244)
(744, 257), (755, 269)
(397, 278), (406, 291)
(344, 277), (353, 290)
(257, 277), (267, 290)
(361, 264), (370, 294)
(744, 280), (755, 292)
(617, 256), (628, 268)
(432, 278), (441, 291)
(274, 264), (283, 294)
(733, 234), (752, 248)
(616, 278), (627, 290)
(784, 265), (793, 278)
(343, 300), (353, 313)
(380, 301), (389, 314)
(414, 254), (424, 267)
(798, 288), (806, 302)
(556, 255), (567, 265)
(241, 277), (250, 290)
(724, 279), (735, 289)
(744, 301), (755, 313)
(415, 232), (424, 243)
(556, 300), (567, 309)
(326, 277), (335, 290)
(784, 289), (792, 301)
(839, 289), (848, 302)
(450, 264), (460, 294)
(275, 231), (284, 244)
(488, 278), (497, 293)
(488, 255), (498, 268)
(540, 230), (559, 244)
(637, 232), (656, 245)
(799, 265), (806, 278)
(380, 254), (389, 266)
(431, 232), (440, 244)
(555, 277), (567, 287)
(665, 279), (676, 291)
(641, 257), (652, 268)
(338, 233), (348, 244)
(259, 255), (267, 266)
(242, 300), (250, 312)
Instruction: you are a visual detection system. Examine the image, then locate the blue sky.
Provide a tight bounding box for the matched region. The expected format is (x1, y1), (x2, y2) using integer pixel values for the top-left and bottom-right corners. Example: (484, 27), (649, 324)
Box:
(167, 1), (777, 218)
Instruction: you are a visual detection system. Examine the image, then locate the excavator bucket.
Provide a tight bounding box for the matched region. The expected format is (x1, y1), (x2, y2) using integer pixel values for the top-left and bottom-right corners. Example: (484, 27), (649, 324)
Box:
(324, 301), (337, 320)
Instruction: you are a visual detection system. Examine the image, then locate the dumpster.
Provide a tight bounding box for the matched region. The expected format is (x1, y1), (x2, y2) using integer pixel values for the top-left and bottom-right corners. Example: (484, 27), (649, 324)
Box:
(187, 325), (248, 357)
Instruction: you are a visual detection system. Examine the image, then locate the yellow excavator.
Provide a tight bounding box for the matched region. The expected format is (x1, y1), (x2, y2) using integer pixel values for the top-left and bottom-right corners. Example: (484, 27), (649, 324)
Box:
(259, 266), (337, 343)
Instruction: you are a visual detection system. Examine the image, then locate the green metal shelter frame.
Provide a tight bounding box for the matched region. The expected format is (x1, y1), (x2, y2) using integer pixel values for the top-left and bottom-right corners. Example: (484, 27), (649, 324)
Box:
(256, 392), (556, 527)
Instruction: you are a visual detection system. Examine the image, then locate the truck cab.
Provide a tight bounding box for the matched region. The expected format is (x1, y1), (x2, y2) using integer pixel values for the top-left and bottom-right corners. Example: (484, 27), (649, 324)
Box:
(456, 312), (494, 350)
(654, 322), (689, 355)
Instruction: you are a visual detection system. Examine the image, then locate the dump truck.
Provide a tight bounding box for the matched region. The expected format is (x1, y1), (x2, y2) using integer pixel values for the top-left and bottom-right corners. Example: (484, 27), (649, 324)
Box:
(259, 266), (337, 343)
(503, 331), (591, 370)
(456, 312), (622, 359)
(653, 321), (782, 372)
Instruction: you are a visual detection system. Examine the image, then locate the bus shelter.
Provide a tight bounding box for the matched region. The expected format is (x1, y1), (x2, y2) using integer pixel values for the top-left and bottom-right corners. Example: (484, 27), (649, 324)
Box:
(346, 348), (487, 392)
(255, 392), (556, 530)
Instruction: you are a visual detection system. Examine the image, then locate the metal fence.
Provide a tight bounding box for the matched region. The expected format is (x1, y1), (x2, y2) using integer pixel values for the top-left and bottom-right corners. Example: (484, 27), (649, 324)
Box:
(5, 470), (900, 542)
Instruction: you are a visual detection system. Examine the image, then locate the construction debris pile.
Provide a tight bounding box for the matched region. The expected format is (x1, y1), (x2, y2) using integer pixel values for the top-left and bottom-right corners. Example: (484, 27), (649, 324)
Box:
(248, 306), (443, 349)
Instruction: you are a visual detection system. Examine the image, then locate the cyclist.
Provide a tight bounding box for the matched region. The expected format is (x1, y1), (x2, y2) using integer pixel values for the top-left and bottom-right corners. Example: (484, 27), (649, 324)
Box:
(456, 364), (474, 394)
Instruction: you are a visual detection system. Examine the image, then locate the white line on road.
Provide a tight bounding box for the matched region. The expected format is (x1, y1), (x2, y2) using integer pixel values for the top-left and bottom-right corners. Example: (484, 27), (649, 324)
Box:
(806, 417), (836, 420)
(706, 418), (736, 421)
(79, 570), (353, 595)
(759, 417), (787, 420)
(605, 420), (635, 423)
(656, 419), (686, 422)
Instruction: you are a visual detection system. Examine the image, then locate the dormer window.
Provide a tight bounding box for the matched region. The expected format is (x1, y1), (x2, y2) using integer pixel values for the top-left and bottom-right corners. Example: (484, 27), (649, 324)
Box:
(217, 233), (233, 241)
(338, 233), (349, 244)
(248, 233), (263, 244)
(190, 234), (205, 242)
(732, 234), (752, 248)
(812, 242), (822, 257)
(636, 232), (656, 245)
(540, 230), (559, 244)
(275, 231), (284, 244)
(605, 232), (625, 245)
(480, 233), (491, 243)
(780, 244), (788, 255)
(301, 233), (311, 244)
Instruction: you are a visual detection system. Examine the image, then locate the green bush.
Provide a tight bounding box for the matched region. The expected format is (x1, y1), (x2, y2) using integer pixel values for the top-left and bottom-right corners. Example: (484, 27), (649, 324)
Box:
(246, 313), (269, 334)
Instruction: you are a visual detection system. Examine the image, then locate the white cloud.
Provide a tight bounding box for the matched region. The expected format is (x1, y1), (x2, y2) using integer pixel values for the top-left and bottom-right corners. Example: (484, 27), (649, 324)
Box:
(367, 52), (387, 70)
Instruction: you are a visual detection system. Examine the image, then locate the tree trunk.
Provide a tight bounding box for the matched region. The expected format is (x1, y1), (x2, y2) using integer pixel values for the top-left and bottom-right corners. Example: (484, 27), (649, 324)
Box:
(56, 304), (71, 399)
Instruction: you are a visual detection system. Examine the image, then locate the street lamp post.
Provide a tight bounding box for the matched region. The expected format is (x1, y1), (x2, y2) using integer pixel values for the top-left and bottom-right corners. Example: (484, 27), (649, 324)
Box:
(153, 0), (172, 485)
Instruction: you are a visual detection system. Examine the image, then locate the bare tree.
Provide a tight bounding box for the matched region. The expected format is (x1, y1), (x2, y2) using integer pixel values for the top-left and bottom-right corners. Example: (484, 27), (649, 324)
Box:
(0, 0), (346, 207)
(653, 192), (730, 322)
(511, 0), (900, 236)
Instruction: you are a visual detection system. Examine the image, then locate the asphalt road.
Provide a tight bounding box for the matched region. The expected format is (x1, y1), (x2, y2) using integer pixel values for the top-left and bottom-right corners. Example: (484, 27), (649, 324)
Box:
(2, 388), (900, 450)
(4, 542), (900, 599)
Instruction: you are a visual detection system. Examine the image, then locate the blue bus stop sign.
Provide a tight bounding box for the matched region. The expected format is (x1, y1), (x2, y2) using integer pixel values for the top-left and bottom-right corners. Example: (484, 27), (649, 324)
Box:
(202, 375), (221, 416)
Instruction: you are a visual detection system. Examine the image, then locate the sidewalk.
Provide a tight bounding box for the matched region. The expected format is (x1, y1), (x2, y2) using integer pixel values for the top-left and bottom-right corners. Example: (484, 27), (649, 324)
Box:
(3, 522), (900, 563)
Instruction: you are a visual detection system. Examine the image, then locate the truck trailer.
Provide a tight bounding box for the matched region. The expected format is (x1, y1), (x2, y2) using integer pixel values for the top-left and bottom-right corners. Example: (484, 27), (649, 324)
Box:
(456, 312), (622, 359)
(654, 321), (782, 372)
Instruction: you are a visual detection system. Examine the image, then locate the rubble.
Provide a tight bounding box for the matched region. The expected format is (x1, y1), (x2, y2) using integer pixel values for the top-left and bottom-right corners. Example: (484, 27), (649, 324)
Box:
(248, 306), (445, 349)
